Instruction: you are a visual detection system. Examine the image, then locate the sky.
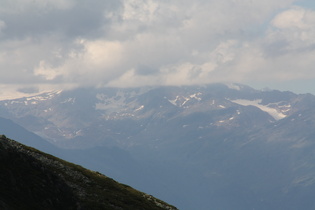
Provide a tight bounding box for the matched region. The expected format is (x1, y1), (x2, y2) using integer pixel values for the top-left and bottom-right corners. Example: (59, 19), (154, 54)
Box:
(1, 0), (315, 98)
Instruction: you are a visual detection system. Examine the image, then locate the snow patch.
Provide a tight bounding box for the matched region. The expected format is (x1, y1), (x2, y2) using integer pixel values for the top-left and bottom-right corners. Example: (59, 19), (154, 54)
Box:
(96, 91), (129, 112)
(44, 108), (53, 113)
(168, 96), (178, 106)
(168, 92), (202, 107)
(189, 93), (202, 101)
(61, 97), (76, 104)
(26, 90), (62, 101)
(135, 105), (144, 111)
(231, 99), (287, 120)
(0, 90), (62, 103)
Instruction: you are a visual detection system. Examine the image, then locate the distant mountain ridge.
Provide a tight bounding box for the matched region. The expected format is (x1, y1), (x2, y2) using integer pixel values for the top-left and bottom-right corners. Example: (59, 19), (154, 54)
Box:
(0, 83), (310, 148)
(0, 135), (177, 210)
(1, 83), (315, 209)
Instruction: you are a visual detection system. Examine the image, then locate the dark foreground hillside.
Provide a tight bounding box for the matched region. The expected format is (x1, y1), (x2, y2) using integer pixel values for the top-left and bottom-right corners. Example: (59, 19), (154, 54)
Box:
(0, 135), (177, 210)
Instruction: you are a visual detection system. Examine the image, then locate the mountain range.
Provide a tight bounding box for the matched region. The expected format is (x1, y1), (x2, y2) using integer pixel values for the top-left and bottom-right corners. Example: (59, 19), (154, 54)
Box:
(1, 83), (315, 209)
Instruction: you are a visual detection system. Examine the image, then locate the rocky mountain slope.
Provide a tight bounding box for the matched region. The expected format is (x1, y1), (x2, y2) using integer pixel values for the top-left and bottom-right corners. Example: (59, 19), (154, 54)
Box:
(0, 135), (177, 210)
(1, 83), (315, 209)
(0, 83), (312, 149)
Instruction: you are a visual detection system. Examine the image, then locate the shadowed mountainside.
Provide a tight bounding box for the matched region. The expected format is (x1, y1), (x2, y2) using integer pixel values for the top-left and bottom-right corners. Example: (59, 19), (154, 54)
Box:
(0, 135), (177, 210)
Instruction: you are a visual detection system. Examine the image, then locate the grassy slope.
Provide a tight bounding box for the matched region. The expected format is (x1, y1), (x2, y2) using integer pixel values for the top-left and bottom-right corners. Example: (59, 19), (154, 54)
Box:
(0, 135), (178, 210)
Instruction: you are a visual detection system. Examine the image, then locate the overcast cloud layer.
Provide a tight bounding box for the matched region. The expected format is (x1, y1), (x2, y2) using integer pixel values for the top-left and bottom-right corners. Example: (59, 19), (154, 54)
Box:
(1, 0), (315, 95)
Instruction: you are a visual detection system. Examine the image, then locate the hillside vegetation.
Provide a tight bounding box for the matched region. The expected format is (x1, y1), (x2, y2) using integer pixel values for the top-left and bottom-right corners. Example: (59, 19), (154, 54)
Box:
(0, 135), (177, 210)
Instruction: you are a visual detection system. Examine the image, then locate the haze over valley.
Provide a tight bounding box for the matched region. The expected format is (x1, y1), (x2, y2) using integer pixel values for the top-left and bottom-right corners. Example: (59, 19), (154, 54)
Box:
(1, 0), (315, 209)
(1, 83), (315, 209)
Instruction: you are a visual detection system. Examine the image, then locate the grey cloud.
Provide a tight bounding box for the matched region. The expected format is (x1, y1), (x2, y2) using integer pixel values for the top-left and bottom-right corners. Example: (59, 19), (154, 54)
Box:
(134, 65), (159, 76)
(0, 0), (121, 40)
(2, 0), (315, 95)
(17, 86), (39, 94)
(262, 40), (290, 57)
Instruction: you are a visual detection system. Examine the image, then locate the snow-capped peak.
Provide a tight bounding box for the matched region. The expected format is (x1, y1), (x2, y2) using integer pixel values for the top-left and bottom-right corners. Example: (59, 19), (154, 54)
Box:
(0, 89), (62, 101)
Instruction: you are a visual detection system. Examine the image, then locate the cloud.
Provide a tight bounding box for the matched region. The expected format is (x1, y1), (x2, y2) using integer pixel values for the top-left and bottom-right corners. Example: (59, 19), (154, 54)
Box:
(0, 0), (119, 40)
(34, 60), (63, 81)
(17, 86), (39, 94)
(272, 7), (315, 29)
(267, 7), (315, 51)
(0, 20), (6, 33)
(2, 0), (315, 94)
